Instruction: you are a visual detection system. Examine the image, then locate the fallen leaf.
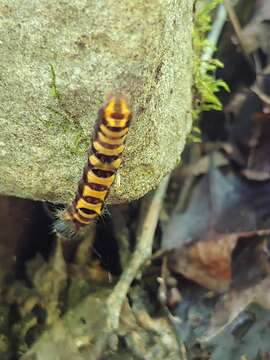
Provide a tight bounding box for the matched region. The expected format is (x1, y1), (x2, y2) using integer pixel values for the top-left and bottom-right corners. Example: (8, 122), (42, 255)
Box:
(162, 169), (270, 291)
(168, 233), (238, 291)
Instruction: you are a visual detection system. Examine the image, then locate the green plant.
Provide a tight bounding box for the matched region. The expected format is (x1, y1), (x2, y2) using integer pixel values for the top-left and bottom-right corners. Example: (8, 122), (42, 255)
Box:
(49, 64), (60, 99)
(192, 0), (229, 120)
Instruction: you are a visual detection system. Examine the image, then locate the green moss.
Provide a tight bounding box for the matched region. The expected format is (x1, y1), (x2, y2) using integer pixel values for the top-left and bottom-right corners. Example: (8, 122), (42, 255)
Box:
(49, 64), (60, 100)
(191, 0), (229, 142)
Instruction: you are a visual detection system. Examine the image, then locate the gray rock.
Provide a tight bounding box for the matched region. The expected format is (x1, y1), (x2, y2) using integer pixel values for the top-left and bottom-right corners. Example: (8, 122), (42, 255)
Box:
(0, 0), (192, 204)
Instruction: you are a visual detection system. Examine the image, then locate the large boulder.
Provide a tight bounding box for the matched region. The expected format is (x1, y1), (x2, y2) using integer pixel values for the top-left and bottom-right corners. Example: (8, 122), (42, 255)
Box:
(0, 0), (192, 204)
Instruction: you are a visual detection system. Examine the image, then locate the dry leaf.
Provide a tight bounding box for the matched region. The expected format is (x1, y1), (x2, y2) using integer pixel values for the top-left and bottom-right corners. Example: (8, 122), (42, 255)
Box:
(168, 233), (238, 291)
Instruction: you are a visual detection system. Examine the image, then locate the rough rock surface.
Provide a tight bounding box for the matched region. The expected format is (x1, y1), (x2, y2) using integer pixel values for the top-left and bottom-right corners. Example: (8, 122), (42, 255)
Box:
(0, 0), (192, 204)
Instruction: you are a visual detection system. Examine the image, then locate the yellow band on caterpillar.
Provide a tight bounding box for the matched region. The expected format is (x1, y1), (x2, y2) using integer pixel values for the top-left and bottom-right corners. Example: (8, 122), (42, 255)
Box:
(104, 97), (131, 120)
(82, 184), (108, 201)
(86, 170), (115, 187)
(100, 124), (129, 138)
(98, 131), (126, 145)
(76, 198), (103, 215)
(89, 154), (122, 170)
(105, 118), (129, 128)
(77, 209), (99, 219)
(93, 141), (124, 156)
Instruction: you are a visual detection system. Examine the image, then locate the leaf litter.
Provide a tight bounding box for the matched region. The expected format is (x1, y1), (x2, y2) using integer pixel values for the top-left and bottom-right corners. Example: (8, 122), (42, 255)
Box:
(160, 1), (270, 358)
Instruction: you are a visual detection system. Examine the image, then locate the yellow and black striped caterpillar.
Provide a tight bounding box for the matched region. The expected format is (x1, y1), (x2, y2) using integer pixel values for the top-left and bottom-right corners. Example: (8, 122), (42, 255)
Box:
(57, 96), (131, 235)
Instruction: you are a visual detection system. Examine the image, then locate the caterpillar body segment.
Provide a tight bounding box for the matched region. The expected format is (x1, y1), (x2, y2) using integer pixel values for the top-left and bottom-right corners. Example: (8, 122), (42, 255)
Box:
(61, 97), (131, 232)
(88, 154), (122, 170)
(100, 124), (129, 138)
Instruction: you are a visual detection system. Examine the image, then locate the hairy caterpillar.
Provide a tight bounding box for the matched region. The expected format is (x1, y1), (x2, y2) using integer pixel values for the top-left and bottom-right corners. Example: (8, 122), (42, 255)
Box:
(56, 96), (131, 236)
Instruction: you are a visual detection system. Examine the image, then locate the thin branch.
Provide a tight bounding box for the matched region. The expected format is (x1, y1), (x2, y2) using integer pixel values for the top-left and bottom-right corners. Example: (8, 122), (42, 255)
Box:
(251, 84), (270, 106)
(158, 257), (187, 360)
(201, 4), (227, 68)
(223, 0), (251, 63)
(88, 175), (170, 359)
(106, 174), (170, 330)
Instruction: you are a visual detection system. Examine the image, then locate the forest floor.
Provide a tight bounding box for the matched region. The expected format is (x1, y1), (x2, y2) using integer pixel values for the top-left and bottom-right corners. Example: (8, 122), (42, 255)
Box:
(1, 1), (270, 359)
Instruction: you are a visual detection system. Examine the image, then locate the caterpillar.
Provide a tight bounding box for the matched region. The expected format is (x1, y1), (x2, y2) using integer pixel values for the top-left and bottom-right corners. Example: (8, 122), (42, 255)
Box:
(57, 96), (131, 236)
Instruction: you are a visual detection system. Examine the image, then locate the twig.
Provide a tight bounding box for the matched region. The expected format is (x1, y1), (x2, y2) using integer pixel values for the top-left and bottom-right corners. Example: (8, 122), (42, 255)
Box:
(174, 175), (196, 213)
(106, 174), (170, 330)
(174, 144), (200, 213)
(201, 3), (227, 68)
(149, 248), (169, 262)
(88, 175), (170, 359)
(223, 0), (251, 64)
(158, 257), (187, 360)
(110, 206), (131, 269)
(251, 84), (270, 106)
